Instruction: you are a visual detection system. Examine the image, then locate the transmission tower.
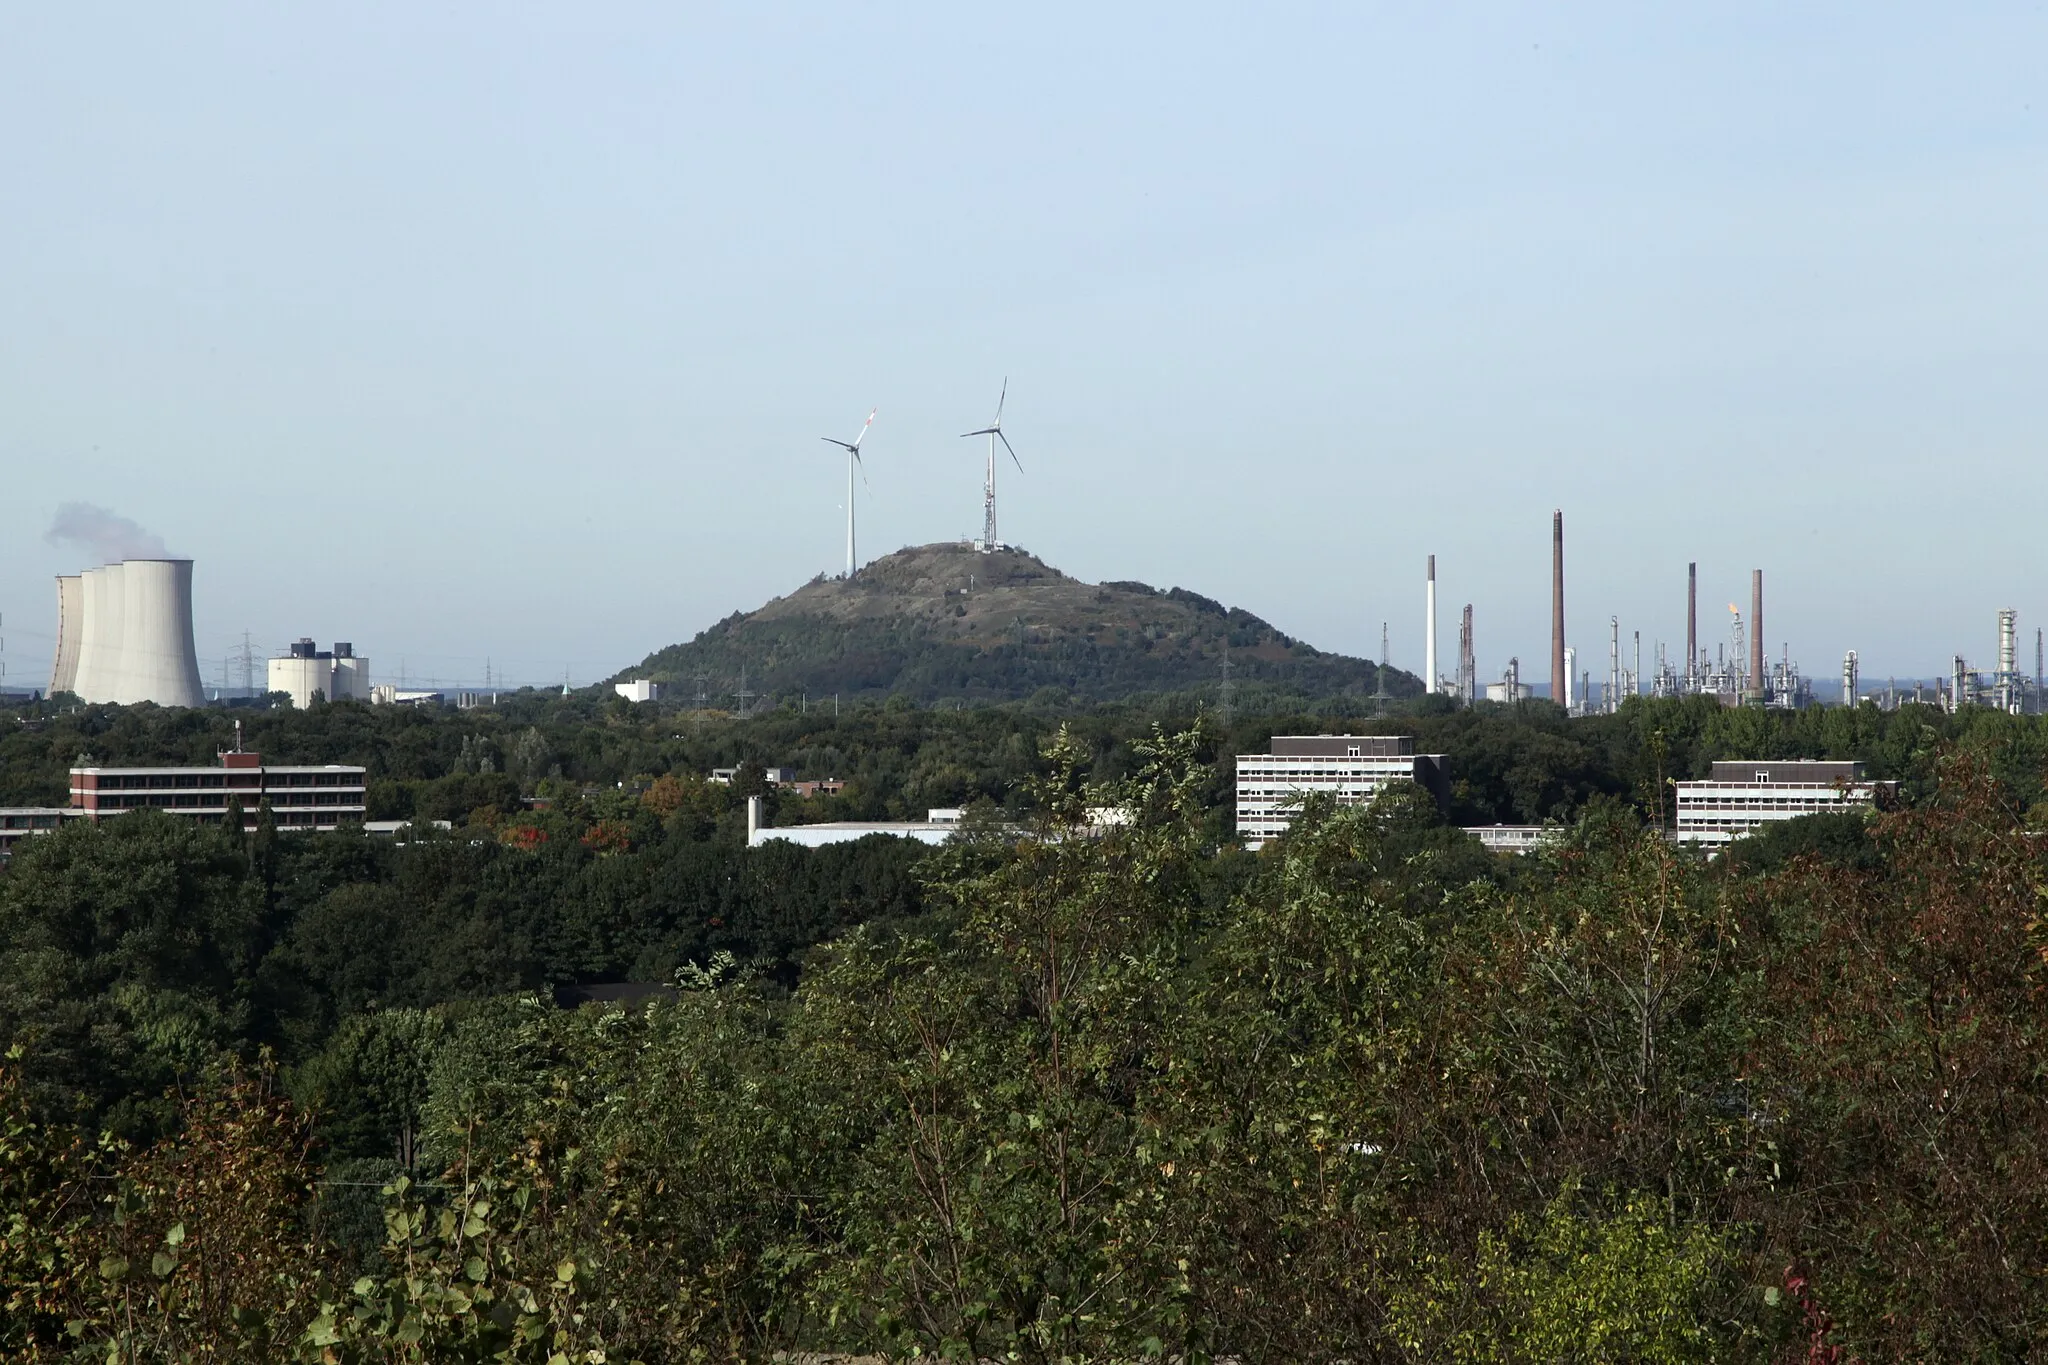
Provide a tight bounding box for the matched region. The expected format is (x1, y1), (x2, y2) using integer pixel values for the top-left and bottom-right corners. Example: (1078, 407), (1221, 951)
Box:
(1373, 622), (1392, 716)
(1217, 648), (1235, 729)
(734, 666), (755, 718)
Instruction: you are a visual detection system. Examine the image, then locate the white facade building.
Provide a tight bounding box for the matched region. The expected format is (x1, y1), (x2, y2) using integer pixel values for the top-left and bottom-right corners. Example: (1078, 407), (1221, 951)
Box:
(1673, 760), (1887, 847)
(614, 679), (662, 703)
(1234, 735), (1448, 850)
(268, 639), (370, 709)
(1464, 824), (1555, 854)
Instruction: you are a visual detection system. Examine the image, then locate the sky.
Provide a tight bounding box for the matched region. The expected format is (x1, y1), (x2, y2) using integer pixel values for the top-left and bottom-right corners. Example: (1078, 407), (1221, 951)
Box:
(3, 4), (2044, 692)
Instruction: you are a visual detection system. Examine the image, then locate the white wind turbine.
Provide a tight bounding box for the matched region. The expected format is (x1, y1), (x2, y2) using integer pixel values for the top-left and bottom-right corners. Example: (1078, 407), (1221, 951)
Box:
(821, 408), (876, 577)
(961, 378), (1021, 552)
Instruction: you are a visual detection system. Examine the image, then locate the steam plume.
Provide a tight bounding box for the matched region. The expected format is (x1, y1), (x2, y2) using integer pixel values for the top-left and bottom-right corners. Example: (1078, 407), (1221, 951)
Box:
(46, 502), (172, 564)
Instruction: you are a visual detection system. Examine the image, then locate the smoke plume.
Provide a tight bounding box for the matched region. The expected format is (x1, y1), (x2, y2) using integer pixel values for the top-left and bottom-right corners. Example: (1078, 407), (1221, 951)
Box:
(45, 502), (172, 564)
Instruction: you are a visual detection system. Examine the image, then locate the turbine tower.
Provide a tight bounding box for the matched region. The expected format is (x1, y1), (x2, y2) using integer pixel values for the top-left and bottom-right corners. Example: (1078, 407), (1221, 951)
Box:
(820, 408), (876, 577)
(962, 378), (1021, 552)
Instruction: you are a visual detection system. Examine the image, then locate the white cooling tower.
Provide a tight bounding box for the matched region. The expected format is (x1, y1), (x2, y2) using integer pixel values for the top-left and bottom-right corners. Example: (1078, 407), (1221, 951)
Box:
(71, 565), (123, 702)
(67, 559), (205, 707)
(49, 575), (82, 695)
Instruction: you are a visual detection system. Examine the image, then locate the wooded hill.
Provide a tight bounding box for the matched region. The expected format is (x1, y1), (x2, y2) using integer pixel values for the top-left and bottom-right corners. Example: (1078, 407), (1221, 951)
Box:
(620, 541), (1417, 705)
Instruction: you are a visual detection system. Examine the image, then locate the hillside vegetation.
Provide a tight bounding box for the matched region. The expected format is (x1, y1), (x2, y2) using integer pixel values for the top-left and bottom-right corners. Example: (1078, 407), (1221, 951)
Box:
(620, 541), (1417, 704)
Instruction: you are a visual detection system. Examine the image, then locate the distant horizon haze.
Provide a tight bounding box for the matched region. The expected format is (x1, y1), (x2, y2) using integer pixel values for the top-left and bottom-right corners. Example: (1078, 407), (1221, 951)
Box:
(3, 5), (2043, 691)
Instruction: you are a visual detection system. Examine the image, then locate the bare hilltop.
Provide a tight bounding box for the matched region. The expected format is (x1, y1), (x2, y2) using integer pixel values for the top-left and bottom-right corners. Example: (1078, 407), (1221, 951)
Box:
(620, 542), (1415, 706)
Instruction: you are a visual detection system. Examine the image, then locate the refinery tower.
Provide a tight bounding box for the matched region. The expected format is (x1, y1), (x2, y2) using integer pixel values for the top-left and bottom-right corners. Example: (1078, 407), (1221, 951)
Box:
(49, 559), (206, 708)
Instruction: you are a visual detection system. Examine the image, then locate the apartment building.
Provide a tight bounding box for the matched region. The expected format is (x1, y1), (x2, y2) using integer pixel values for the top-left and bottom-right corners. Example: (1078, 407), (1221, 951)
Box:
(1235, 735), (1448, 850)
(1673, 759), (1887, 847)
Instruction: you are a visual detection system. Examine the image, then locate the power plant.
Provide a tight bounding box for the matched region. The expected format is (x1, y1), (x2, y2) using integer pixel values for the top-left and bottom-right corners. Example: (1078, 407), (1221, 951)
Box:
(49, 559), (205, 708)
(268, 638), (371, 710)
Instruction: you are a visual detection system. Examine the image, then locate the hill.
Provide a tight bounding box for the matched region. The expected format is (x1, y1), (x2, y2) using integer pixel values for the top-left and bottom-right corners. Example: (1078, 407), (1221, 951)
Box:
(618, 542), (1418, 706)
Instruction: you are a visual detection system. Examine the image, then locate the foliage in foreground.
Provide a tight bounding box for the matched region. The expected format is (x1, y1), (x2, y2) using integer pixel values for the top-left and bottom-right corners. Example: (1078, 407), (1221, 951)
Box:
(3, 730), (2047, 1361)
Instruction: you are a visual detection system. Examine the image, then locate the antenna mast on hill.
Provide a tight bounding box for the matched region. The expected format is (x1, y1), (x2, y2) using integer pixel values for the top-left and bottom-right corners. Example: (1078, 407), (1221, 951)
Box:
(1374, 622), (1392, 715)
(820, 408), (877, 578)
(734, 666), (754, 718)
(961, 378), (1021, 553)
(1218, 648), (1235, 729)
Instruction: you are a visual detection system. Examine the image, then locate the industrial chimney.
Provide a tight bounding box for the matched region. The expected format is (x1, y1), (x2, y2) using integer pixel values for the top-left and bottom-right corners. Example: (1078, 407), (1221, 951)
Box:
(1749, 569), (1765, 704)
(1458, 603), (1475, 705)
(1686, 562), (1697, 691)
(1551, 511), (1566, 708)
(1424, 555), (1438, 695)
(63, 559), (205, 708)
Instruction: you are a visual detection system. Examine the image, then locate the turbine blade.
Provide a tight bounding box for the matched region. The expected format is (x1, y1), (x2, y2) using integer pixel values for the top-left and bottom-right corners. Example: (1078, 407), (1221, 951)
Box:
(853, 448), (870, 488)
(851, 407), (876, 450)
(822, 437), (854, 451)
(961, 427), (996, 438)
(998, 429), (1022, 471)
(995, 376), (1007, 422)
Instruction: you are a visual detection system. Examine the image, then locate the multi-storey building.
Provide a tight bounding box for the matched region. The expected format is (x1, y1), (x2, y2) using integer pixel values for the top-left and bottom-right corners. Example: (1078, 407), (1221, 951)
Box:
(69, 749), (368, 831)
(1673, 759), (1887, 847)
(0, 807), (79, 860)
(1234, 735), (1449, 850)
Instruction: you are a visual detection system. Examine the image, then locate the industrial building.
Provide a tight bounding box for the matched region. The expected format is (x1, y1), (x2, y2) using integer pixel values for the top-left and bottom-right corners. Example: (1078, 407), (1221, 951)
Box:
(69, 749), (368, 831)
(370, 685), (445, 707)
(614, 679), (662, 703)
(1234, 735), (1449, 850)
(268, 639), (370, 710)
(1672, 760), (1887, 847)
(49, 559), (206, 708)
(745, 796), (956, 848)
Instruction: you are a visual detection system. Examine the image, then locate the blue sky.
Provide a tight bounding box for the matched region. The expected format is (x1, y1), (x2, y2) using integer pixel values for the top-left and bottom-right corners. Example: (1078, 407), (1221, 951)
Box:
(3, 4), (2043, 690)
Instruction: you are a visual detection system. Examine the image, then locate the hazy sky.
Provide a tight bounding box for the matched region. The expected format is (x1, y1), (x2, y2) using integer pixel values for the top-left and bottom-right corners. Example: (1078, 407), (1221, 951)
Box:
(4, 4), (2044, 691)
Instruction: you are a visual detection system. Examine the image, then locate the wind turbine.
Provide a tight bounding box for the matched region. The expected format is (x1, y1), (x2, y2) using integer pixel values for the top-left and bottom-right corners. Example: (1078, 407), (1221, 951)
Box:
(961, 378), (1021, 552)
(821, 408), (876, 577)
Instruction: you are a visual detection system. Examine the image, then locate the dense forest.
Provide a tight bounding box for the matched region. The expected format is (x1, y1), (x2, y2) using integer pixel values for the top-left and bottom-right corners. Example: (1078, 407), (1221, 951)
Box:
(4, 690), (2048, 1359)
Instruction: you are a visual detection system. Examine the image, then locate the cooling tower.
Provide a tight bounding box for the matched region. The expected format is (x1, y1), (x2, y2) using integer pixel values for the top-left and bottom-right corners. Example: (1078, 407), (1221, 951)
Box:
(67, 559), (205, 708)
(72, 565), (125, 702)
(49, 575), (82, 695)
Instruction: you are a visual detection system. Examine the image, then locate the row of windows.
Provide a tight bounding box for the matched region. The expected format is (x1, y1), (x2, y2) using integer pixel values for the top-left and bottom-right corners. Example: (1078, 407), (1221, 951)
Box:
(85, 771), (363, 791)
(92, 774), (244, 790)
(1676, 784), (1873, 795)
(1676, 797), (1864, 811)
(92, 793), (366, 812)
(1236, 766), (1417, 778)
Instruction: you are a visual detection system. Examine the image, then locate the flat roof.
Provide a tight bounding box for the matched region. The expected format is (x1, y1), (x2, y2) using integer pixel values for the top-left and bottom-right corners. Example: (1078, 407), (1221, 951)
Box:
(762, 821), (954, 833)
(1266, 735), (1416, 758)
